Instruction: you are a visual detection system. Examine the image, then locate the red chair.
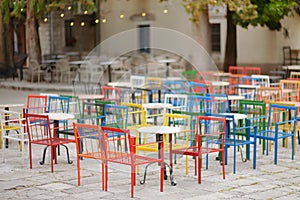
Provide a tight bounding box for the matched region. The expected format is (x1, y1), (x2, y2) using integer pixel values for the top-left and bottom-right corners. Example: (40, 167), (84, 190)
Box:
(229, 66), (244, 75)
(244, 67), (261, 75)
(102, 126), (164, 198)
(26, 95), (48, 114)
(25, 113), (74, 172)
(170, 116), (226, 184)
(101, 86), (121, 104)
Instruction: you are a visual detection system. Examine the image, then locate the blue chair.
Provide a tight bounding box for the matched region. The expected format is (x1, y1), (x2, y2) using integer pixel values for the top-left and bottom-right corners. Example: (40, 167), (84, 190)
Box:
(256, 103), (297, 164)
(102, 104), (129, 129)
(211, 113), (257, 174)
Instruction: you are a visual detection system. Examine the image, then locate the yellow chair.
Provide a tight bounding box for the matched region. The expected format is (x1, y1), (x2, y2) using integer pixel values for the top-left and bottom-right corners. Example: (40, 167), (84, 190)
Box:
(0, 109), (28, 162)
(279, 80), (300, 101)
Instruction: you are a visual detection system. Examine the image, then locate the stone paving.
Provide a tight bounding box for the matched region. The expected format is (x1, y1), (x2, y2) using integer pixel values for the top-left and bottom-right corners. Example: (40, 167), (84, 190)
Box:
(1, 136), (300, 199)
(1, 80), (300, 199)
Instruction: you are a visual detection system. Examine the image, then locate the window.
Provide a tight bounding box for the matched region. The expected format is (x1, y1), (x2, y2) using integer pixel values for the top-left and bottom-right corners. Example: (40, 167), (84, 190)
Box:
(138, 24), (150, 53)
(211, 23), (221, 52)
(65, 20), (76, 47)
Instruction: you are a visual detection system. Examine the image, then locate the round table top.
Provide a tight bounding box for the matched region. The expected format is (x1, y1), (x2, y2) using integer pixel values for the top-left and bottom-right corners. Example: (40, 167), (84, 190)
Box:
(77, 94), (104, 100)
(0, 103), (24, 108)
(142, 103), (173, 109)
(218, 113), (247, 120)
(43, 113), (75, 120)
(138, 126), (183, 134)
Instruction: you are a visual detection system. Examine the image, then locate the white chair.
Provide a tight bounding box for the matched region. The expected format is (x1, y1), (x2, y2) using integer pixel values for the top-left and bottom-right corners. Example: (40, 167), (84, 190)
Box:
(251, 75), (270, 87)
(57, 59), (76, 83)
(28, 59), (43, 83)
(130, 75), (145, 88)
(0, 109), (28, 163)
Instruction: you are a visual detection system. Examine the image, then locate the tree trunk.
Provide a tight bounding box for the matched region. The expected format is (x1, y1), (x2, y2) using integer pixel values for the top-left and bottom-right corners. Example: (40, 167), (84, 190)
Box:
(0, 10), (14, 69)
(26, 0), (41, 63)
(223, 8), (237, 72)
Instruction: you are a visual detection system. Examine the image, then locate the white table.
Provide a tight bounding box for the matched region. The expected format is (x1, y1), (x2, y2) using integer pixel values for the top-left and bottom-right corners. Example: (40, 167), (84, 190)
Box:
(138, 125), (182, 186)
(99, 60), (120, 82)
(107, 81), (132, 88)
(77, 94), (104, 100)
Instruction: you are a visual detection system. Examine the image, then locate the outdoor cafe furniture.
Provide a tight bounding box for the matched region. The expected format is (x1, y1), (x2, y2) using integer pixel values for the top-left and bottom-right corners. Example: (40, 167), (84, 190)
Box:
(137, 123), (184, 186)
(102, 126), (164, 198)
(25, 113), (75, 172)
(255, 103), (297, 165)
(170, 115), (226, 184)
(0, 109), (28, 162)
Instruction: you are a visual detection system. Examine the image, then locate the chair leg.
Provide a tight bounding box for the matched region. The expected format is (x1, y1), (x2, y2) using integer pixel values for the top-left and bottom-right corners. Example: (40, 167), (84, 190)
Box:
(77, 155), (81, 186)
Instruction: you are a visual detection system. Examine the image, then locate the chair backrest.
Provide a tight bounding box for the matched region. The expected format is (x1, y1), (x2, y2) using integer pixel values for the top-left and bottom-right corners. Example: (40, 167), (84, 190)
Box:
(101, 126), (132, 160)
(25, 113), (52, 143)
(47, 95), (70, 113)
(229, 66), (244, 75)
(163, 113), (191, 132)
(283, 46), (292, 65)
(164, 93), (188, 112)
(267, 103), (297, 131)
(0, 109), (25, 138)
(26, 95), (48, 114)
(61, 95), (82, 119)
(130, 75), (146, 88)
(196, 115), (226, 149)
(188, 95), (213, 115)
(279, 80), (300, 101)
(81, 101), (105, 125)
(102, 104), (129, 129)
(239, 99), (266, 133)
(163, 80), (187, 93)
(121, 102), (146, 128)
(186, 81), (206, 94)
(72, 80), (101, 95)
(101, 86), (121, 104)
(290, 71), (300, 79)
(244, 67), (261, 75)
(207, 93), (230, 113)
(73, 123), (103, 160)
(257, 87), (281, 104)
(251, 75), (270, 87)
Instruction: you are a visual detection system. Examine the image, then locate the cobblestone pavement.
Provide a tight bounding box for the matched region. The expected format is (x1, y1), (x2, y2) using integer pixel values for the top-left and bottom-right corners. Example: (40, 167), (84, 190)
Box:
(1, 82), (300, 199)
(1, 136), (300, 199)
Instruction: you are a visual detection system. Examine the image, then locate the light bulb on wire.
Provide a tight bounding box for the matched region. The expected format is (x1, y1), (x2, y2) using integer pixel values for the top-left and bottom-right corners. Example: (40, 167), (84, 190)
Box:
(141, 11), (147, 17)
(163, 7), (168, 14)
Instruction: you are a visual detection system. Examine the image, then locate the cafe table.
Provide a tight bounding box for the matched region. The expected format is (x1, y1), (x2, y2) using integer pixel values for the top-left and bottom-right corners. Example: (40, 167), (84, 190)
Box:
(39, 112), (75, 165)
(138, 125), (183, 186)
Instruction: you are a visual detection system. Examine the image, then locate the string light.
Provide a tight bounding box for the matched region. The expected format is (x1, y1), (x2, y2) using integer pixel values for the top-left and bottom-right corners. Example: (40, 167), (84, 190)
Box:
(119, 12), (125, 19)
(69, 21), (75, 27)
(80, 21), (85, 27)
(102, 17), (107, 23)
(141, 11), (147, 17)
(67, 5), (72, 11)
(60, 13), (65, 18)
(163, 7), (168, 14)
(84, 10), (88, 15)
(95, 18), (100, 24)
(43, 17), (48, 23)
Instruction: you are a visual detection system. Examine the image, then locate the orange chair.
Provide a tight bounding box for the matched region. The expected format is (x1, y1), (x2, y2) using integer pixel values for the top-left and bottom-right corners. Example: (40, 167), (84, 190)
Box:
(102, 126), (164, 198)
(229, 66), (244, 75)
(244, 67), (261, 75)
(73, 123), (105, 189)
(279, 80), (300, 101)
(101, 86), (121, 104)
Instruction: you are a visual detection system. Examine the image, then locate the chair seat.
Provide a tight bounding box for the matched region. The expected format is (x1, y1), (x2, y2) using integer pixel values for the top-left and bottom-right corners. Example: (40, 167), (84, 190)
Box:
(107, 151), (161, 165)
(31, 138), (75, 146)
